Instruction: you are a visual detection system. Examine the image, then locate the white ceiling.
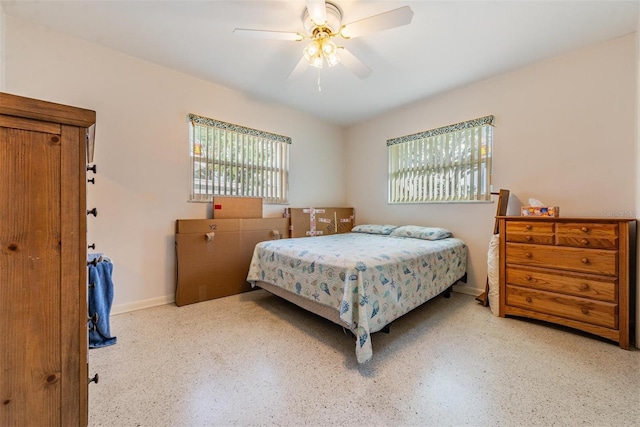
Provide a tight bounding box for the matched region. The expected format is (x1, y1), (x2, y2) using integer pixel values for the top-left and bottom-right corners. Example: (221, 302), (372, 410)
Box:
(2, 0), (638, 126)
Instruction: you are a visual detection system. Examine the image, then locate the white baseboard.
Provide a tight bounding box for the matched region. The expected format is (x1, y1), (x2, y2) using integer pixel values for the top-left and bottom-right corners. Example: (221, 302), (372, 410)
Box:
(452, 283), (483, 297)
(111, 294), (174, 315)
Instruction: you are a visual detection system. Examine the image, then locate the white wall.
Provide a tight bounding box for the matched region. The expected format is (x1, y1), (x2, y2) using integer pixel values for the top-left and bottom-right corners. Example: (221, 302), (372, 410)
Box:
(346, 34), (637, 296)
(0, 2), (5, 91)
(4, 15), (347, 313)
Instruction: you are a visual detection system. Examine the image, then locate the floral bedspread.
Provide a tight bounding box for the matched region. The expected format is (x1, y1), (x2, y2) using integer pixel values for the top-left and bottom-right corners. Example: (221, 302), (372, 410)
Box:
(247, 233), (467, 363)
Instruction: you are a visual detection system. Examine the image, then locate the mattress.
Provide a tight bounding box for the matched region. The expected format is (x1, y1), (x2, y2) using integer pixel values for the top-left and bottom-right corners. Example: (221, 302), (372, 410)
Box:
(247, 232), (467, 363)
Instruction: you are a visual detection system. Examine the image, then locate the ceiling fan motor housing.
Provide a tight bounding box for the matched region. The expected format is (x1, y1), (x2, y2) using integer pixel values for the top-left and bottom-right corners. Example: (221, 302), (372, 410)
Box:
(303, 2), (343, 34)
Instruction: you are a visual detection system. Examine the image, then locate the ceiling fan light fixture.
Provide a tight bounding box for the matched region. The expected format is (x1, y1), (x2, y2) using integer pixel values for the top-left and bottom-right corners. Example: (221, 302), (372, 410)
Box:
(304, 41), (324, 69)
(325, 51), (340, 67)
(323, 39), (340, 67)
(310, 54), (324, 69)
(303, 39), (321, 60)
(322, 39), (337, 56)
(304, 37), (340, 69)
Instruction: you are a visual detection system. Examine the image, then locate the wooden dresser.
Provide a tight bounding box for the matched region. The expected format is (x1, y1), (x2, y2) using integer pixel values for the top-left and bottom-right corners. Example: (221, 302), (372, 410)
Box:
(498, 216), (636, 349)
(1, 93), (96, 425)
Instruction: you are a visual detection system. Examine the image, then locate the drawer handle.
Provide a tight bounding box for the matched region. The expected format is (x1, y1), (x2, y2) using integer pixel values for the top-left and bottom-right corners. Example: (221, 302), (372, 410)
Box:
(581, 227), (589, 233)
(525, 235), (532, 241)
(525, 297), (532, 303)
(525, 253), (532, 258)
(525, 275), (533, 281)
(581, 239), (589, 245)
(581, 258), (589, 264)
(580, 283), (590, 291)
(525, 225), (532, 230)
(581, 308), (589, 315)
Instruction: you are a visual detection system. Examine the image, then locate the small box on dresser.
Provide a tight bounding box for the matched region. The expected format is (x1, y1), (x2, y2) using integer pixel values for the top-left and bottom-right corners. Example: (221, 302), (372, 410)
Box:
(498, 216), (636, 349)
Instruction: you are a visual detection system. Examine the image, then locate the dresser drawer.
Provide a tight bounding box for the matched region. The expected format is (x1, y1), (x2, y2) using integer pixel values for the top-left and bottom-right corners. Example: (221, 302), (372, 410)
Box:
(555, 222), (619, 249)
(506, 233), (554, 245)
(505, 285), (617, 329)
(556, 222), (618, 237)
(555, 235), (618, 249)
(505, 266), (617, 302)
(506, 221), (554, 234)
(506, 220), (555, 245)
(505, 243), (618, 276)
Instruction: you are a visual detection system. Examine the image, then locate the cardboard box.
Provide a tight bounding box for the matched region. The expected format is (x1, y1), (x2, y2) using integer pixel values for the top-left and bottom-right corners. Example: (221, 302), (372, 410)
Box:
(212, 196), (262, 219)
(285, 207), (355, 238)
(175, 218), (288, 306)
(520, 206), (560, 217)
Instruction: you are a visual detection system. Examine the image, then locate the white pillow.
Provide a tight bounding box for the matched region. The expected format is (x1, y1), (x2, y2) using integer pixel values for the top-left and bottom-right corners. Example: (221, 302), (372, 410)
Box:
(389, 225), (452, 240)
(351, 224), (399, 235)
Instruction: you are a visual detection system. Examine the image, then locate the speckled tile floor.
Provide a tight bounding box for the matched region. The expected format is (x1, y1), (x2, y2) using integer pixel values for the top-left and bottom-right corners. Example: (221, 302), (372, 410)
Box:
(88, 290), (640, 427)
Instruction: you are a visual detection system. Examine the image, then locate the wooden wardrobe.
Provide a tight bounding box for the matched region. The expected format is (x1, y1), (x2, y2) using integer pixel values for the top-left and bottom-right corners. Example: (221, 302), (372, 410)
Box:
(0, 92), (96, 426)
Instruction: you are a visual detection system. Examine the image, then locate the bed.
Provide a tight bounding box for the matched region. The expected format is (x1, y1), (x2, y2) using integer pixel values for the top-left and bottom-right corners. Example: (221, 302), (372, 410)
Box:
(247, 224), (467, 363)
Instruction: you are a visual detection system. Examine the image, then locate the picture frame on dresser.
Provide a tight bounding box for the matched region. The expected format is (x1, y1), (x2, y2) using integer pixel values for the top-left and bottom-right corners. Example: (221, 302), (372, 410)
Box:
(497, 216), (636, 349)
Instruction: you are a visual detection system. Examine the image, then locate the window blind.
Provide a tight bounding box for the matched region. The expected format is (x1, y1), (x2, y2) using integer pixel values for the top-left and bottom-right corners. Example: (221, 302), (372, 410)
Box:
(387, 116), (494, 203)
(188, 114), (290, 204)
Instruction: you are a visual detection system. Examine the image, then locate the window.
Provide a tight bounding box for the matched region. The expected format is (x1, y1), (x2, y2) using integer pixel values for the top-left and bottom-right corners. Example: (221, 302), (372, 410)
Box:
(188, 114), (290, 204)
(387, 115), (494, 203)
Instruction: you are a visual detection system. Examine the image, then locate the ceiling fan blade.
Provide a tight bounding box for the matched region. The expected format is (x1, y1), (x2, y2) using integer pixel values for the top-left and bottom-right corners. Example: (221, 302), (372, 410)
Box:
(341, 6), (414, 39)
(306, 0), (327, 25)
(338, 47), (372, 79)
(287, 56), (310, 81)
(233, 28), (303, 41)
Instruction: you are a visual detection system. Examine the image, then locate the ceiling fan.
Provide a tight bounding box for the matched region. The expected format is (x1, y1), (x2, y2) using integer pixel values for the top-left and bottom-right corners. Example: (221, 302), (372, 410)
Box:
(233, 0), (414, 82)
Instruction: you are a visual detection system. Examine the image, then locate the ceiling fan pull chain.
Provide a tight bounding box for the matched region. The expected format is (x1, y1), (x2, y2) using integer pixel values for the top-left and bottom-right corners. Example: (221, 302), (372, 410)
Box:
(317, 68), (322, 92)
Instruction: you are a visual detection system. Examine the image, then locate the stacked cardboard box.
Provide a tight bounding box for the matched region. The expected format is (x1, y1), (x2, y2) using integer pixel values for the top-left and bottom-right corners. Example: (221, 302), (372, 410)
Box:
(285, 207), (355, 238)
(212, 196), (262, 219)
(175, 218), (289, 306)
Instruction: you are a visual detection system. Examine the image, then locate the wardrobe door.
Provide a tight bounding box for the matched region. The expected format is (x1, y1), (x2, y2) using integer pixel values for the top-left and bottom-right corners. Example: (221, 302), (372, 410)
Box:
(0, 124), (62, 426)
(1, 92), (93, 426)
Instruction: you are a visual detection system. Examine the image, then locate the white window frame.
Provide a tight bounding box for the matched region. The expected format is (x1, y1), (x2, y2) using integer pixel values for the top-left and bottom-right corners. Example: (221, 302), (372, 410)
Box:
(388, 116), (494, 203)
(188, 114), (290, 204)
